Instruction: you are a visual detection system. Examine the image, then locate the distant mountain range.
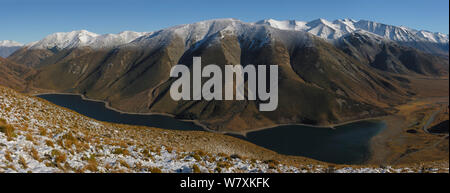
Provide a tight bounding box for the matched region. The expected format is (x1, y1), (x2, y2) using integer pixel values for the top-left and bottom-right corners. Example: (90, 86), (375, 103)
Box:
(1, 18), (449, 132)
(257, 19), (448, 43)
(0, 40), (23, 57)
(4, 18), (448, 55)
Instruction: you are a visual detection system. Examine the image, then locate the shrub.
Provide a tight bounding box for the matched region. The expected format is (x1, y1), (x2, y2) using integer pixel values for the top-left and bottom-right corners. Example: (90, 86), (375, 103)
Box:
(30, 147), (40, 162)
(150, 167), (162, 173)
(191, 153), (202, 161)
(45, 140), (54, 147)
(84, 159), (98, 172)
(217, 161), (232, 169)
(62, 132), (76, 141)
(19, 156), (28, 169)
(192, 164), (201, 173)
(264, 160), (280, 169)
(0, 121), (16, 140)
(217, 152), (229, 159)
(267, 162), (277, 170)
(142, 149), (153, 159)
(39, 127), (47, 136)
(112, 148), (130, 156)
(51, 149), (67, 163)
(4, 151), (13, 162)
(118, 159), (130, 168)
(25, 133), (34, 142)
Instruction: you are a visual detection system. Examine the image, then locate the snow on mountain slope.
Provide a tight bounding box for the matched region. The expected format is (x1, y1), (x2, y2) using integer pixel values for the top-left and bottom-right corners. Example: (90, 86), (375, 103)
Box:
(0, 40), (23, 57)
(22, 18), (447, 51)
(1, 86), (448, 173)
(257, 18), (449, 43)
(27, 30), (148, 50)
(0, 40), (23, 47)
(131, 18), (313, 52)
(133, 18), (252, 48)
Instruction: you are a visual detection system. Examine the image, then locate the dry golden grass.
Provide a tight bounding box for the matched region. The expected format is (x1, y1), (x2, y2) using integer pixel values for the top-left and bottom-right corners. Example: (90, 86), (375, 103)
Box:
(0, 119), (16, 140)
(38, 127), (47, 136)
(19, 156), (27, 169)
(141, 149), (152, 158)
(1, 85), (446, 173)
(112, 148), (130, 156)
(149, 167), (162, 173)
(45, 140), (54, 147)
(118, 159), (130, 168)
(192, 164), (201, 173)
(30, 147), (40, 162)
(25, 132), (34, 142)
(216, 161), (232, 169)
(51, 149), (67, 164)
(83, 159), (98, 172)
(4, 150), (13, 162)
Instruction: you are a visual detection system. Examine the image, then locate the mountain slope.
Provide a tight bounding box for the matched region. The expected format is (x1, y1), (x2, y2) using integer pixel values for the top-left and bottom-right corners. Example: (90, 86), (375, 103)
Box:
(0, 57), (34, 91)
(6, 18), (449, 132)
(1, 86), (448, 173)
(338, 32), (449, 75)
(257, 18), (449, 55)
(257, 18), (449, 44)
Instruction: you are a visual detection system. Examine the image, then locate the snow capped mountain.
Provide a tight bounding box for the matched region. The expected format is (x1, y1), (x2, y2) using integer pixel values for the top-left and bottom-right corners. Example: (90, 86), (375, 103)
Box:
(27, 30), (148, 50)
(254, 19), (308, 31)
(88, 31), (148, 48)
(133, 18), (251, 48)
(257, 18), (449, 44)
(132, 18), (312, 50)
(0, 40), (23, 47)
(20, 18), (448, 53)
(0, 40), (24, 57)
(256, 18), (358, 40)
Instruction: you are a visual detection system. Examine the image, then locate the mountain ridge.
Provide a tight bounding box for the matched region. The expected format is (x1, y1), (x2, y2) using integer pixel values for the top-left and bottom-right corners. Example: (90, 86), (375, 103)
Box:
(4, 18), (448, 52)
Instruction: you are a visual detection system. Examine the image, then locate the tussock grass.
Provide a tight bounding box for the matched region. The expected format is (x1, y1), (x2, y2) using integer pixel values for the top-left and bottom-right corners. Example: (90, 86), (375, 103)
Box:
(30, 147), (40, 162)
(19, 156), (28, 169)
(0, 119), (16, 140)
(112, 148), (130, 156)
(45, 140), (54, 147)
(51, 149), (67, 164)
(4, 150), (13, 162)
(192, 164), (201, 173)
(149, 167), (162, 173)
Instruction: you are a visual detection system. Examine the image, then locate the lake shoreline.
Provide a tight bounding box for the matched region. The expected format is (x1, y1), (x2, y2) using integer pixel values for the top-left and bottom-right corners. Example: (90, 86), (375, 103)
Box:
(35, 92), (389, 164)
(32, 91), (388, 137)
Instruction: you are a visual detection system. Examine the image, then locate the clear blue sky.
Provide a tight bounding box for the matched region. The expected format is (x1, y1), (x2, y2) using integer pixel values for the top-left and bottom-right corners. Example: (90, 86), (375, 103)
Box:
(1, 0), (449, 44)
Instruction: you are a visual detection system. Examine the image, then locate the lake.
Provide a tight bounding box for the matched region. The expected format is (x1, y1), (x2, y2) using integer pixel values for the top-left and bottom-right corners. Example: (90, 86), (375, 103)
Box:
(229, 121), (385, 164)
(37, 94), (385, 164)
(37, 94), (205, 131)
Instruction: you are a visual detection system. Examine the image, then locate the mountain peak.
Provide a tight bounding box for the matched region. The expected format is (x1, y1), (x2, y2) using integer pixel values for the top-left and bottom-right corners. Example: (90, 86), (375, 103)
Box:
(257, 18), (448, 43)
(27, 30), (147, 50)
(0, 40), (23, 47)
(21, 18), (449, 51)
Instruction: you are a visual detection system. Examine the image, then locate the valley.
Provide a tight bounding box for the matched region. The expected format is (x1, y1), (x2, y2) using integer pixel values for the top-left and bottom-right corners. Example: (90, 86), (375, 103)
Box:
(0, 18), (448, 172)
(36, 93), (385, 164)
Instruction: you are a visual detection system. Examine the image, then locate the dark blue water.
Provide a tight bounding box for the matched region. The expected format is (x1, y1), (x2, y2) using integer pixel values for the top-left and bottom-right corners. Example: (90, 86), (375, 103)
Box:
(229, 121), (386, 164)
(38, 94), (385, 164)
(37, 94), (204, 131)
